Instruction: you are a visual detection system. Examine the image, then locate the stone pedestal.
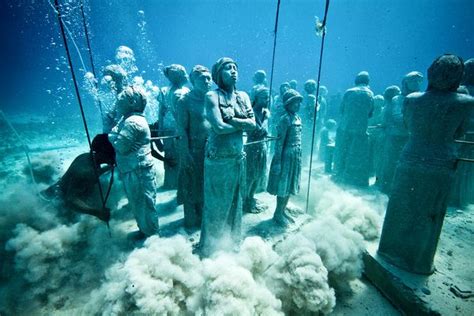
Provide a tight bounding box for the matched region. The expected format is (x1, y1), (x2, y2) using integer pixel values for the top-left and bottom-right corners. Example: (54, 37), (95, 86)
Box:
(364, 228), (473, 316)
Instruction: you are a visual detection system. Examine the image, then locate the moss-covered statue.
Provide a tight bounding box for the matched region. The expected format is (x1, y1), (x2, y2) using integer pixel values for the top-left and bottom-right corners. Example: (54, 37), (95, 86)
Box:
(244, 86), (270, 214)
(176, 65), (212, 232)
(377, 72), (423, 193)
(157, 64), (190, 189)
(109, 86), (159, 238)
(450, 58), (474, 208)
(267, 89), (303, 227)
(378, 54), (474, 274)
(333, 71), (374, 187)
(199, 57), (256, 257)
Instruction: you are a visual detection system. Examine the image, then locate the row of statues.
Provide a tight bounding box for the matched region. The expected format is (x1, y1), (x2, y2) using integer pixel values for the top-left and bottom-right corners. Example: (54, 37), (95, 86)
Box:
(56, 47), (473, 269)
(90, 53), (306, 257)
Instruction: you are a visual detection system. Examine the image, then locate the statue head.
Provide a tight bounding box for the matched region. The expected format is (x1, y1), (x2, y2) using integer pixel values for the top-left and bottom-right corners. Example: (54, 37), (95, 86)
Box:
(325, 119), (337, 130)
(282, 89), (303, 113)
(115, 46), (135, 64)
(355, 71), (370, 86)
(427, 54), (464, 92)
(253, 70), (267, 85)
(189, 65), (212, 94)
(374, 94), (384, 111)
(304, 79), (317, 95)
(383, 85), (401, 101)
(116, 85), (147, 115)
(102, 64), (127, 93)
(115, 46), (137, 75)
(164, 64), (188, 87)
(319, 85), (328, 97)
(211, 57), (238, 89)
(462, 58), (474, 86)
(401, 71), (424, 95)
(289, 79), (298, 90)
(253, 86), (270, 108)
(279, 82), (291, 95)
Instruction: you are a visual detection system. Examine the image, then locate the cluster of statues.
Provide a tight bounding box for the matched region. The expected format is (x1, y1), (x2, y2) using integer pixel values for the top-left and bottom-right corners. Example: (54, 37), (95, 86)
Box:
(50, 47), (473, 268)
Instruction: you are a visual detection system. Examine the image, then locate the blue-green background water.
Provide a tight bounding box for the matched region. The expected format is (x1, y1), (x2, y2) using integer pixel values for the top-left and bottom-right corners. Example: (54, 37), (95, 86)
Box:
(1, 0), (473, 117)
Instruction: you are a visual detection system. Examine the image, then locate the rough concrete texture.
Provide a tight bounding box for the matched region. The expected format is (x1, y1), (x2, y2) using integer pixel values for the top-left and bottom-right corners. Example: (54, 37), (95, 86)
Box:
(364, 207), (474, 315)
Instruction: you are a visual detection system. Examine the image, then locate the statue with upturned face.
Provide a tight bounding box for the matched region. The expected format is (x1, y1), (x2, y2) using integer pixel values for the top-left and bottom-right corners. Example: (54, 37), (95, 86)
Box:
(157, 64), (190, 189)
(176, 65), (212, 232)
(377, 72), (423, 193)
(333, 71), (374, 187)
(198, 57), (256, 257)
(378, 54), (474, 274)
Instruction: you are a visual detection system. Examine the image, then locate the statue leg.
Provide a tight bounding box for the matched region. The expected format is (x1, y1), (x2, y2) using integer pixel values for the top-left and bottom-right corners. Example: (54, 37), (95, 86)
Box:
(272, 196), (294, 227)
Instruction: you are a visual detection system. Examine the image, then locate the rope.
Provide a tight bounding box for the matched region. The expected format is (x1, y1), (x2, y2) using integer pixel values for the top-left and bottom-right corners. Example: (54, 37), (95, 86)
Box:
(54, 0), (110, 229)
(267, 0), (282, 108)
(79, 0), (104, 118)
(305, 0), (331, 213)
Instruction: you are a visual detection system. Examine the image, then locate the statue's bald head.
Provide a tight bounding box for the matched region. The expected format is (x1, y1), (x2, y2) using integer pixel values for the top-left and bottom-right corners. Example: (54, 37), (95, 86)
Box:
(427, 54), (464, 92)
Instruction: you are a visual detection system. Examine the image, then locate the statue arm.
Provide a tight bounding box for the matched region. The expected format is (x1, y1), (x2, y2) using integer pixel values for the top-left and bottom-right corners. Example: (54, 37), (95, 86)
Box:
(109, 119), (137, 155)
(273, 117), (289, 163)
(227, 93), (256, 132)
(206, 92), (238, 135)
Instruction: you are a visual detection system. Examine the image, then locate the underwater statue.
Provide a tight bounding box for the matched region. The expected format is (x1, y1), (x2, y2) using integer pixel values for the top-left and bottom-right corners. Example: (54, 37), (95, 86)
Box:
(100, 64), (128, 133)
(199, 57), (256, 257)
(317, 85), (329, 125)
(367, 94), (385, 176)
(376, 72), (423, 194)
(302, 79), (317, 126)
(289, 79), (298, 91)
(450, 58), (474, 208)
(244, 86), (270, 214)
(270, 82), (291, 139)
(176, 65), (212, 232)
(249, 69), (268, 102)
(115, 45), (138, 79)
(318, 119), (337, 173)
(109, 86), (159, 237)
(378, 54), (474, 275)
(156, 64), (190, 189)
(333, 71), (374, 187)
(301, 79), (317, 161)
(267, 89), (303, 227)
(42, 134), (115, 222)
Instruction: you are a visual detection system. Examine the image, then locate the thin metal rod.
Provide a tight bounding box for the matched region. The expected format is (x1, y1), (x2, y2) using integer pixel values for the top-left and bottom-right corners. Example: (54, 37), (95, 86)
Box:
(267, 0), (282, 108)
(306, 0), (331, 213)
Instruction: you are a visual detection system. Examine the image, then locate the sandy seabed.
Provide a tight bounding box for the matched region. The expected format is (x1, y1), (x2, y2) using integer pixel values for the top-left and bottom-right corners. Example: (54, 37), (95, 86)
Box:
(0, 114), (403, 315)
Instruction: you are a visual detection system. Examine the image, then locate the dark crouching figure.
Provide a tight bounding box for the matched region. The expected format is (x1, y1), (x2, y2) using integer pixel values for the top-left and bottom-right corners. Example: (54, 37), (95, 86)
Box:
(378, 54), (474, 274)
(43, 134), (115, 222)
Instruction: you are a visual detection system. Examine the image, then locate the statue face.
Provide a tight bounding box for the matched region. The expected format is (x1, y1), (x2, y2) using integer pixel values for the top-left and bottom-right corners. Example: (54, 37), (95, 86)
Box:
(193, 72), (212, 94)
(220, 63), (238, 87)
(287, 100), (301, 114)
(405, 77), (423, 93)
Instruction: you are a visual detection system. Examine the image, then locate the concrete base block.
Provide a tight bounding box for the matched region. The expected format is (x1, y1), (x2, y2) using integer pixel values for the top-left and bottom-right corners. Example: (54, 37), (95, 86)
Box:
(363, 242), (473, 316)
